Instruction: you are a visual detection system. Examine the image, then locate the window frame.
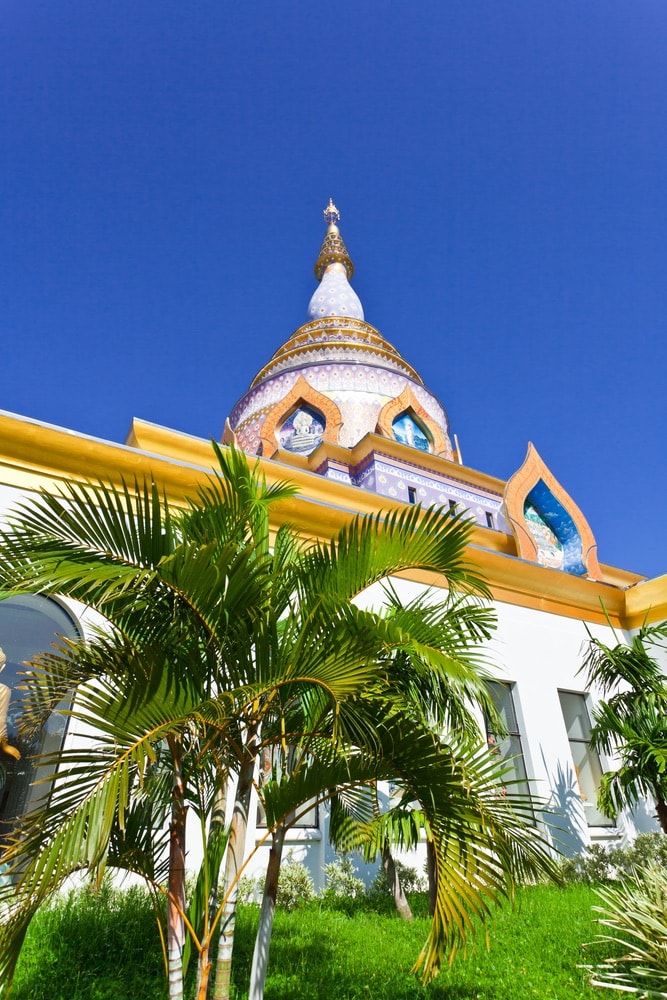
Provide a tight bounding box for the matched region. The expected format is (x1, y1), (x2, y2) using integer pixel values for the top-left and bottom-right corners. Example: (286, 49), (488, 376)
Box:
(558, 688), (614, 828)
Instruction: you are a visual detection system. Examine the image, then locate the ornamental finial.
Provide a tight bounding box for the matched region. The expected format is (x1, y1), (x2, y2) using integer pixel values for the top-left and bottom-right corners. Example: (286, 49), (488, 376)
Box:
(314, 198), (354, 281)
(323, 198), (340, 228)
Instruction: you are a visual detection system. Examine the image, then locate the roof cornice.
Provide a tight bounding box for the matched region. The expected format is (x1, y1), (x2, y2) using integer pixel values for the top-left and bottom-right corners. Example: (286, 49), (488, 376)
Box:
(0, 411), (660, 628)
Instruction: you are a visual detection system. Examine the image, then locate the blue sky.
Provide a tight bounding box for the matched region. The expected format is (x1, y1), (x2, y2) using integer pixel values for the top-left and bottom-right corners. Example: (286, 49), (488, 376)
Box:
(2, 2), (666, 578)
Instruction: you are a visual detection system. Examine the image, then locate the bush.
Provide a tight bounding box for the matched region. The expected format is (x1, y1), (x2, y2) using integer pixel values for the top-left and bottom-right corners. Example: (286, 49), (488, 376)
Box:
(237, 873), (261, 904)
(558, 844), (616, 885)
(322, 855), (366, 901)
(369, 858), (427, 897)
(608, 831), (667, 877)
(586, 863), (667, 997)
(276, 855), (315, 911)
(559, 833), (667, 885)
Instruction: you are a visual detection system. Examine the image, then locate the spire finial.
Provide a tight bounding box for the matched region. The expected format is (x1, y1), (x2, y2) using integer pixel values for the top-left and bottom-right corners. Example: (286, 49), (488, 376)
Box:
(323, 198), (340, 228)
(314, 199), (354, 281)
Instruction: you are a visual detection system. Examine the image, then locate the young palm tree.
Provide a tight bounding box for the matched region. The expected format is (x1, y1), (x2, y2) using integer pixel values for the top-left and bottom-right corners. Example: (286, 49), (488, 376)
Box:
(245, 586), (548, 999)
(0, 447), (294, 1000)
(581, 621), (667, 833)
(209, 469), (499, 999)
(0, 445), (556, 1000)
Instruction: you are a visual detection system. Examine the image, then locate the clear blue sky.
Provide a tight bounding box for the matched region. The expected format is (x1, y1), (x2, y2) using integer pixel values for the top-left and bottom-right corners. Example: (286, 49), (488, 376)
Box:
(2, 2), (666, 578)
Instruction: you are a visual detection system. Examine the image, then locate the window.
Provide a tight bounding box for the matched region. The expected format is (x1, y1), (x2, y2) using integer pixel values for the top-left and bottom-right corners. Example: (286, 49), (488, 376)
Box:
(448, 500), (457, 513)
(0, 595), (80, 839)
(407, 486), (417, 504)
(485, 682), (531, 799)
(485, 511), (495, 529)
(392, 413), (430, 453)
(558, 690), (613, 827)
(256, 746), (319, 829)
(278, 406), (325, 456)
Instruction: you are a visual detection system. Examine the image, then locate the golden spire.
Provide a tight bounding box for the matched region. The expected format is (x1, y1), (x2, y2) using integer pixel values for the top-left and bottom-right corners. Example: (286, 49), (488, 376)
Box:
(314, 198), (355, 281)
(323, 198), (340, 226)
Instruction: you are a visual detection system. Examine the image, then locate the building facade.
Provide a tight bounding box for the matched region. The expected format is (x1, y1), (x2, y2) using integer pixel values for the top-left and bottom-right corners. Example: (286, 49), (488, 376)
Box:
(1, 202), (665, 883)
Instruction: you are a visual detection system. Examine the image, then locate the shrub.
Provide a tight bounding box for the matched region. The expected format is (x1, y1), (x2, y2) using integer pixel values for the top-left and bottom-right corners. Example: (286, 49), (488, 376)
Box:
(276, 855), (315, 911)
(608, 831), (667, 878)
(559, 833), (667, 886)
(322, 855), (366, 900)
(368, 858), (427, 897)
(237, 874), (261, 904)
(558, 844), (616, 885)
(586, 863), (667, 996)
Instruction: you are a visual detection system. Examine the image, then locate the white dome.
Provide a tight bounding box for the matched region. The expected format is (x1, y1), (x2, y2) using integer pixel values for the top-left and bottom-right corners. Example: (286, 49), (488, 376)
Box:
(307, 262), (364, 321)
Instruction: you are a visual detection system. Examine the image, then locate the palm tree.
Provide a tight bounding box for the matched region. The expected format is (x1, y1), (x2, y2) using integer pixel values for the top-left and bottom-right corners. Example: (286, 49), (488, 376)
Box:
(331, 585), (500, 915)
(245, 584), (549, 999)
(209, 469), (500, 999)
(581, 621), (667, 833)
(0, 445), (405, 998)
(0, 445), (557, 1000)
(0, 448), (292, 1000)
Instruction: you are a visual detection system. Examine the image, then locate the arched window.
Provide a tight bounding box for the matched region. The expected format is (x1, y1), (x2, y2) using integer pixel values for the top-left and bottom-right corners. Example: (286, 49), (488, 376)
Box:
(0, 595), (80, 838)
(524, 480), (586, 576)
(278, 405), (325, 456)
(524, 500), (565, 570)
(391, 412), (430, 453)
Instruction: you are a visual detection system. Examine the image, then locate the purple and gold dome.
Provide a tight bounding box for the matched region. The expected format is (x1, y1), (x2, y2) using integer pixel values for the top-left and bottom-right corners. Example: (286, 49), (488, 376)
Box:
(228, 201), (454, 461)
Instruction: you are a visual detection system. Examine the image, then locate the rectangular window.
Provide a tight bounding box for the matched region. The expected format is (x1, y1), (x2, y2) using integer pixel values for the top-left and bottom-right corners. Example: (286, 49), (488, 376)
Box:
(256, 746), (319, 829)
(558, 690), (613, 827)
(448, 499), (457, 512)
(407, 486), (417, 504)
(485, 511), (495, 529)
(485, 682), (531, 801)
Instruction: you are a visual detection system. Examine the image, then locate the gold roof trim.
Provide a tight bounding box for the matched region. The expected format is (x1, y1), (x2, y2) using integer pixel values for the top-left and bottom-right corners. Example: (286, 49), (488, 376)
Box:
(249, 319), (424, 388)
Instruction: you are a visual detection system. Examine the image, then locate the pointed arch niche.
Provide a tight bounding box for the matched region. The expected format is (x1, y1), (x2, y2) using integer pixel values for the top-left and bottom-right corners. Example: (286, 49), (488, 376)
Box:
(260, 376), (343, 458)
(376, 387), (453, 459)
(504, 444), (602, 580)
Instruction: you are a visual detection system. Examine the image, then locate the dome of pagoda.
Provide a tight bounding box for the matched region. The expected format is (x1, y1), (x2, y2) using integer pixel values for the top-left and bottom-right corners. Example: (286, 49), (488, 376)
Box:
(227, 201), (454, 461)
(307, 262), (364, 321)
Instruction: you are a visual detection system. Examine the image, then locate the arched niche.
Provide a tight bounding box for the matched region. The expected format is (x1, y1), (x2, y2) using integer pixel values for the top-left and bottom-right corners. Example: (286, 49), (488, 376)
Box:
(391, 412), (431, 453)
(504, 443), (602, 579)
(376, 387), (453, 459)
(0, 595), (80, 839)
(260, 375), (342, 458)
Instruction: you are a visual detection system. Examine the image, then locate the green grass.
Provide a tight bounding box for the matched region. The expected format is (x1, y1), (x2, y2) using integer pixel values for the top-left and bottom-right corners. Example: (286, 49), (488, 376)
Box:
(11, 880), (166, 1000)
(11, 884), (607, 1000)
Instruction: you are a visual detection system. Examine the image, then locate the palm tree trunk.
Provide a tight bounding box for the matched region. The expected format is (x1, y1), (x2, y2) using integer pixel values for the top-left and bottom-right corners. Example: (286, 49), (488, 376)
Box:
(248, 823), (286, 1000)
(381, 840), (412, 921)
(426, 838), (438, 918)
(213, 729), (259, 1000)
(656, 798), (667, 834)
(167, 739), (187, 1000)
(195, 780), (228, 1000)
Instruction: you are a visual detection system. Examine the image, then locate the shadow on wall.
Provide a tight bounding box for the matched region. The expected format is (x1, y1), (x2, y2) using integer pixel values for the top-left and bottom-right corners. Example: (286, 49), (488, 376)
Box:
(630, 797), (662, 835)
(543, 753), (589, 858)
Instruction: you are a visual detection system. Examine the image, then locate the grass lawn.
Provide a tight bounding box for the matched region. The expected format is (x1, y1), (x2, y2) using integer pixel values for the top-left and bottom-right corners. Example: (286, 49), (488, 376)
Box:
(11, 883), (606, 1000)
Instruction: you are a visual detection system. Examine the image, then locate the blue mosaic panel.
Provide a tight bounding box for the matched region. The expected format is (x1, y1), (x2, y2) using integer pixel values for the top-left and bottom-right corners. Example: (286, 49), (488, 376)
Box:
(524, 480), (585, 575)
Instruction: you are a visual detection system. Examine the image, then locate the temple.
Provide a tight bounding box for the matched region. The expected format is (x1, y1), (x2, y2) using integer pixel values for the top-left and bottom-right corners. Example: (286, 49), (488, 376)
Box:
(0, 202), (665, 879)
